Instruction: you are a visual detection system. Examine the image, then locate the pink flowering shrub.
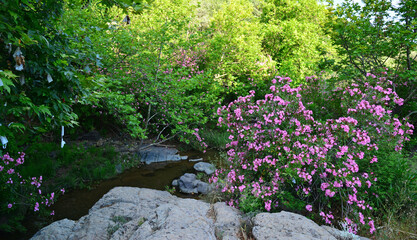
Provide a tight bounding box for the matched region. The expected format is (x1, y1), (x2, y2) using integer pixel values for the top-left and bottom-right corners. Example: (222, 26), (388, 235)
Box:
(303, 71), (417, 209)
(211, 75), (413, 234)
(0, 152), (64, 232)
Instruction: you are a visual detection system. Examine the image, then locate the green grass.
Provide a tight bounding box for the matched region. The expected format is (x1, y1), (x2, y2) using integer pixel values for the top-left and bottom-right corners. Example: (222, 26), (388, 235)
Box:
(200, 128), (230, 150)
(184, 127), (230, 151)
(19, 141), (136, 192)
(372, 150), (417, 240)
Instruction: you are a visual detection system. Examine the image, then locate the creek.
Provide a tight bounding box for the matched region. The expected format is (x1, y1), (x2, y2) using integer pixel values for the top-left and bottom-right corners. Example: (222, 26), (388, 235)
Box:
(1, 148), (219, 240)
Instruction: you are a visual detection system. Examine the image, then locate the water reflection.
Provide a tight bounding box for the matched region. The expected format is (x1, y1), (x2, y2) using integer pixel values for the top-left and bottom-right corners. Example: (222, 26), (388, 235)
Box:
(0, 149), (218, 240)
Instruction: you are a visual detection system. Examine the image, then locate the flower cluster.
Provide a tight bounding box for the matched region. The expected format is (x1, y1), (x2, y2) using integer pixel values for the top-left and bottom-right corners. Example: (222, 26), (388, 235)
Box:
(1, 152), (64, 231)
(211, 75), (413, 234)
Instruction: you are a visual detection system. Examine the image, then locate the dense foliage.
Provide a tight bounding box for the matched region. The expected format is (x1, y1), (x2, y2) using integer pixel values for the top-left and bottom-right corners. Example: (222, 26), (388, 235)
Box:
(261, 0), (336, 83)
(211, 73), (413, 234)
(0, 0), (416, 237)
(0, 0), (85, 148)
(330, 0), (417, 124)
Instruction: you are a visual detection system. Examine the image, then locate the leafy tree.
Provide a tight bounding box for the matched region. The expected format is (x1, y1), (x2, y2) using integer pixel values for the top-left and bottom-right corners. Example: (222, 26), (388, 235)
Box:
(81, 0), (150, 12)
(207, 0), (275, 90)
(61, 0), (219, 145)
(0, 0), (85, 151)
(261, 0), (336, 84)
(330, 0), (417, 122)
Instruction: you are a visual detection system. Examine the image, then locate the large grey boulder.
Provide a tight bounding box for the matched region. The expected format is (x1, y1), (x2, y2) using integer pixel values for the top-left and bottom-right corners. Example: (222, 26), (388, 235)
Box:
(31, 187), (241, 240)
(194, 162), (216, 175)
(31, 187), (369, 240)
(252, 211), (337, 240)
(31, 219), (76, 240)
(213, 202), (242, 240)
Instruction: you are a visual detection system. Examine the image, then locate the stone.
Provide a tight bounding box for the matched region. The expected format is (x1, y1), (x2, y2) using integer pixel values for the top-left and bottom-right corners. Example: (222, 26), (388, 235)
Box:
(252, 211), (337, 240)
(213, 202), (242, 240)
(178, 173), (198, 194)
(320, 226), (341, 239)
(32, 188), (366, 240)
(31, 218), (76, 240)
(115, 163), (123, 174)
(196, 181), (210, 194)
(138, 146), (183, 164)
(321, 225), (371, 240)
(172, 179), (178, 187)
(178, 173), (211, 194)
(194, 162), (216, 175)
(31, 187), (242, 240)
(189, 158), (203, 162)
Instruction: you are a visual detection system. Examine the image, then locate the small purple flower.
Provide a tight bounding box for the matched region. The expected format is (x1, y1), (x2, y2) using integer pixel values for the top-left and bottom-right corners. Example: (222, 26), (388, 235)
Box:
(34, 202), (39, 212)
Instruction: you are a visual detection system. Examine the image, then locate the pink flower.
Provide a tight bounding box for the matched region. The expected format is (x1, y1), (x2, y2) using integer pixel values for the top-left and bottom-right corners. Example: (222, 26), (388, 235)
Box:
(321, 182), (330, 191)
(369, 220), (376, 234)
(394, 98), (404, 106)
(359, 212), (365, 224)
(7, 203), (12, 208)
(264, 200), (272, 211)
(325, 189), (336, 197)
(34, 202), (39, 212)
(306, 205), (312, 212)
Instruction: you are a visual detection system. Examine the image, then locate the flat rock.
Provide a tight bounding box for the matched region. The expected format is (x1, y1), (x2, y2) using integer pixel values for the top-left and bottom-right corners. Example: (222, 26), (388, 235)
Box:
(194, 162), (216, 175)
(252, 211), (337, 240)
(138, 146), (182, 164)
(189, 158), (203, 162)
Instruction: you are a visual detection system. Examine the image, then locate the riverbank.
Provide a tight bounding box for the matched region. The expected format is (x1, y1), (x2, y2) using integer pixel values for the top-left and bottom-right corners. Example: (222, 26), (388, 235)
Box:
(0, 133), (219, 239)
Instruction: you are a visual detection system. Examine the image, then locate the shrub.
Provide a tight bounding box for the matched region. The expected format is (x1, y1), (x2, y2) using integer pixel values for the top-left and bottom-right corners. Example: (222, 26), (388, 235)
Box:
(0, 152), (64, 232)
(211, 74), (413, 234)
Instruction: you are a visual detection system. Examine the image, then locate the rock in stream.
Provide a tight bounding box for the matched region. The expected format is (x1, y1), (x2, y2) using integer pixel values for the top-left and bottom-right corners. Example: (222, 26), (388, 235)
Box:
(138, 146), (186, 165)
(193, 162), (216, 175)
